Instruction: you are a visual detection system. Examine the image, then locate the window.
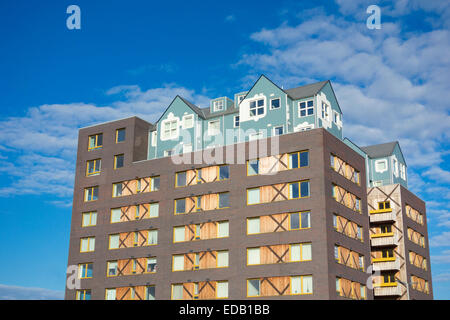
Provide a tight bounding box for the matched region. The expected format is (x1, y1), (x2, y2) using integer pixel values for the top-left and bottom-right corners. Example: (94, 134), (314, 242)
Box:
(208, 120), (220, 135)
(148, 230), (158, 245)
(375, 159), (388, 172)
(150, 176), (160, 191)
(219, 165), (230, 180)
(289, 181), (310, 199)
(105, 289), (116, 300)
(290, 243), (312, 261)
(182, 144), (192, 154)
(149, 203), (159, 218)
(164, 149), (174, 157)
(216, 281), (228, 299)
(147, 258), (157, 272)
(381, 248), (394, 259)
(247, 159), (259, 175)
(80, 237), (95, 252)
(76, 290), (91, 300)
(290, 212), (300, 230)
(217, 251), (229, 267)
(84, 186), (98, 202)
(172, 284), (183, 300)
(382, 272), (396, 285)
(109, 234), (119, 249)
(218, 221), (229, 238)
(288, 151), (309, 169)
(86, 159), (101, 176)
(247, 248), (260, 265)
(291, 275), (313, 294)
(78, 263), (93, 279)
(213, 100), (224, 112)
(333, 111), (340, 124)
(146, 286), (156, 300)
(247, 217), (260, 234)
(270, 98), (281, 110)
(175, 171), (187, 187)
(219, 192), (230, 208)
(162, 119), (178, 140)
(247, 188), (260, 205)
(112, 183), (122, 197)
(238, 94), (246, 104)
(173, 226), (185, 242)
(116, 128), (126, 143)
(234, 115), (240, 127)
(380, 224), (392, 234)
(247, 279), (260, 297)
(273, 126), (283, 136)
(290, 211), (311, 230)
(321, 102), (330, 120)
(114, 154), (124, 169)
(173, 255), (184, 271)
(182, 114), (194, 129)
(107, 261), (118, 276)
(175, 199), (186, 214)
(378, 201), (391, 210)
(82, 211), (97, 227)
(88, 133), (102, 150)
(299, 100), (313, 117)
(110, 208), (121, 223)
(249, 99), (264, 117)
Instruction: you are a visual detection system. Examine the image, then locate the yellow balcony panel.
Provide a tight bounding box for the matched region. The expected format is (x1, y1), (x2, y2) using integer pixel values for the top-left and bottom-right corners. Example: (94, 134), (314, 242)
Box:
(370, 208), (393, 214)
(371, 232), (394, 238)
(372, 257), (396, 263)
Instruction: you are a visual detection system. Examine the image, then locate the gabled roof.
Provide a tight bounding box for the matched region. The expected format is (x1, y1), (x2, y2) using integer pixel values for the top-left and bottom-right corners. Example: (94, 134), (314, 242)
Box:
(360, 141), (399, 159)
(178, 96), (207, 118)
(284, 80), (329, 100)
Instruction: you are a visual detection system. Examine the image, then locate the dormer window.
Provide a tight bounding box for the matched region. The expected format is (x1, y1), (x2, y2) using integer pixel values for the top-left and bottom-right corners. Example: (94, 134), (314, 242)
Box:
(238, 95), (245, 104)
(299, 100), (313, 117)
(213, 100), (224, 112)
(249, 99), (264, 117)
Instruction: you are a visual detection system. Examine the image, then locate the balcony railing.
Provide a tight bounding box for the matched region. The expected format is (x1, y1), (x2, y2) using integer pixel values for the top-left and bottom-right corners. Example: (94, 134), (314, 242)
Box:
(373, 283), (403, 296)
(370, 232), (398, 247)
(372, 258), (401, 271)
(369, 208), (395, 223)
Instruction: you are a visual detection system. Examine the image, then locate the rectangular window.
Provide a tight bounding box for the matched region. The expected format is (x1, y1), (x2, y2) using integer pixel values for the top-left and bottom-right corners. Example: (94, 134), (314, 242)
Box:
(175, 199), (186, 214)
(216, 281), (228, 299)
(289, 181), (310, 199)
(82, 211), (97, 227)
(146, 258), (157, 273)
(378, 201), (391, 210)
(172, 284), (183, 300)
(105, 289), (116, 300)
(247, 279), (260, 297)
(150, 176), (160, 191)
(218, 221), (229, 238)
(148, 230), (158, 245)
(218, 192), (230, 208)
(217, 251), (229, 267)
(149, 203), (159, 218)
(78, 263), (93, 279)
(247, 217), (260, 234)
(84, 186), (99, 202)
(219, 165), (230, 180)
(208, 120), (220, 136)
(80, 237), (95, 252)
(273, 126), (283, 136)
(112, 183), (122, 197)
(107, 261), (118, 276)
(182, 114), (194, 129)
(270, 98), (281, 110)
(109, 234), (119, 249)
(247, 188), (260, 205)
(213, 100), (224, 111)
(234, 115), (240, 128)
(88, 133), (102, 150)
(146, 286), (156, 300)
(173, 255), (184, 271)
(175, 171), (187, 187)
(76, 290), (91, 300)
(249, 99), (264, 117)
(290, 212), (300, 230)
(116, 128), (126, 143)
(288, 151), (309, 169)
(114, 154), (124, 169)
(86, 159), (101, 176)
(173, 226), (185, 242)
(163, 120), (178, 139)
(247, 248), (260, 265)
(247, 159), (259, 176)
(110, 208), (121, 223)
(299, 100), (314, 117)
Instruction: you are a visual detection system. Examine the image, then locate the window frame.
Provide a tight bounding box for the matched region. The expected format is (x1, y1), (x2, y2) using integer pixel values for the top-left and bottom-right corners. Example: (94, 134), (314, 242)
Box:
(114, 154), (124, 170)
(115, 128), (126, 143)
(82, 211), (97, 227)
(208, 120), (221, 136)
(88, 133), (103, 151)
(84, 186), (99, 202)
(249, 98), (265, 117)
(86, 159), (101, 176)
(298, 100), (314, 117)
(270, 98), (281, 110)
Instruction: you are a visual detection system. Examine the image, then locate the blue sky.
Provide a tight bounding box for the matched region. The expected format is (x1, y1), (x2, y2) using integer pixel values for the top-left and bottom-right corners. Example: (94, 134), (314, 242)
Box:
(0, 0), (449, 299)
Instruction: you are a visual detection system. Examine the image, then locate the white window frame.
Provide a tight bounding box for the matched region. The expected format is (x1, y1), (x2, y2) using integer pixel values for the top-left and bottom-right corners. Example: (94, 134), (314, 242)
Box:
(249, 98), (265, 118)
(233, 115), (240, 128)
(182, 114), (194, 129)
(375, 159), (388, 173)
(270, 98), (281, 110)
(298, 100), (314, 117)
(213, 100), (224, 112)
(161, 119), (178, 140)
(273, 126), (284, 136)
(208, 120), (221, 136)
(321, 102), (330, 121)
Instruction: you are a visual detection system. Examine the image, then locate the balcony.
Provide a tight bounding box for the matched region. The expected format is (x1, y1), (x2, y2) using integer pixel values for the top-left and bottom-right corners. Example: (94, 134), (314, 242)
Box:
(369, 208), (395, 223)
(372, 258), (401, 271)
(373, 283), (403, 297)
(370, 232), (398, 247)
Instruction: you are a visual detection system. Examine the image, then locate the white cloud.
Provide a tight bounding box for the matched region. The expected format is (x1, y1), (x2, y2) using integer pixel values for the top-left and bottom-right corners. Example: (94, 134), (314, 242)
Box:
(225, 15), (236, 22)
(430, 232), (450, 247)
(423, 166), (450, 184)
(0, 284), (64, 300)
(0, 85), (210, 199)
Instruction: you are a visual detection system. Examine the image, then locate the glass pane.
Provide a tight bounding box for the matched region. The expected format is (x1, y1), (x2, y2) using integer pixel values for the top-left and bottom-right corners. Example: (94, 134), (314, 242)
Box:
(89, 238), (95, 251)
(173, 255), (184, 271)
(172, 285), (183, 300)
(109, 235), (119, 249)
(176, 172), (186, 187)
(300, 151), (309, 167)
(218, 221), (229, 237)
(303, 276), (313, 293)
(117, 129), (125, 142)
(247, 189), (260, 205)
(290, 213), (300, 229)
(216, 282), (228, 298)
(106, 289), (116, 300)
(146, 286), (155, 300)
(271, 99), (280, 109)
(248, 280), (260, 296)
(219, 166), (229, 180)
(300, 181), (310, 197)
(86, 264), (93, 278)
(290, 183), (299, 199)
(291, 276), (301, 294)
(301, 212), (310, 228)
(80, 239), (88, 252)
(248, 218), (260, 234)
(148, 230), (158, 245)
(290, 244), (301, 261)
(176, 199), (186, 214)
(152, 177), (160, 191)
(248, 160), (259, 175)
(289, 153), (298, 169)
(302, 243), (312, 260)
(174, 227), (185, 242)
(219, 193), (229, 208)
(217, 251), (229, 267)
(115, 155), (124, 168)
(97, 134), (103, 146)
(248, 248), (260, 265)
(149, 203), (159, 217)
(111, 208), (121, 223)
(91, 212), (97, 225)
(82, 213), (90, 227)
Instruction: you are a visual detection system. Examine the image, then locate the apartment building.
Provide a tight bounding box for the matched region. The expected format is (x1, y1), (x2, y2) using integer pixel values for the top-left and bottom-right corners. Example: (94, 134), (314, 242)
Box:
(65, 75), (432, 300)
